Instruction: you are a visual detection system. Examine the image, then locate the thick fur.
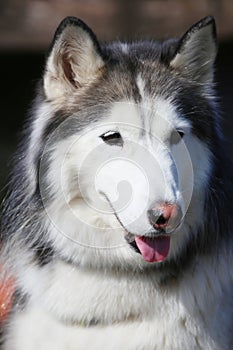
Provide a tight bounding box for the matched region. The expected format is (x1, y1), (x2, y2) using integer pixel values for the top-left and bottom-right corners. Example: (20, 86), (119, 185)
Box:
(0, 16), (232, 349)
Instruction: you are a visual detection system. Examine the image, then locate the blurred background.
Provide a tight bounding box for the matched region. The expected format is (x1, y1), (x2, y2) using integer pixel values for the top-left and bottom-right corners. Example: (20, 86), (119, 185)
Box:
(0, 0), (232, 200)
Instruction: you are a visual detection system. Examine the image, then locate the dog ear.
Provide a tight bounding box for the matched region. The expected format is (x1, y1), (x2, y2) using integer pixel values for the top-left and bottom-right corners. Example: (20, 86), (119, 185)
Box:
(170, 16), (217, 89)
(44, 17), (105, 100)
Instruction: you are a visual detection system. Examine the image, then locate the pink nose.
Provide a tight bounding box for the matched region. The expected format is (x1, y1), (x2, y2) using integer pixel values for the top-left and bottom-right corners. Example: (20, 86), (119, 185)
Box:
(147, 203), (180, 231)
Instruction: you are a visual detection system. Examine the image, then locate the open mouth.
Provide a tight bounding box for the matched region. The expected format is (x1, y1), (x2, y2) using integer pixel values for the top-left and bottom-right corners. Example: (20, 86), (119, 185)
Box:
(126, 234), (171, 263)
(100, 192), (172, 263)
(105, 200), (175, 264)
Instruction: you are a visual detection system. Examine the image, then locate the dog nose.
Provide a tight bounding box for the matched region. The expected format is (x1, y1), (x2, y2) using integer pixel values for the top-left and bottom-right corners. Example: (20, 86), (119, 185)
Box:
(147, 203), (180, 231)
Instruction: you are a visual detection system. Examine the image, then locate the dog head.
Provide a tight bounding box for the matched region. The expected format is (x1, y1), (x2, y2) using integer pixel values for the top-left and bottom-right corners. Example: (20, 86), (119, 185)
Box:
(31, 16), (217, 269)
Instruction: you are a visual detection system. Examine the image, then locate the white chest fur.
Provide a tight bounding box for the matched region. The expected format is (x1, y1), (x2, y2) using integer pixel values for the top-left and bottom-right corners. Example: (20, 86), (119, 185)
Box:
(5, 259), (232, 350)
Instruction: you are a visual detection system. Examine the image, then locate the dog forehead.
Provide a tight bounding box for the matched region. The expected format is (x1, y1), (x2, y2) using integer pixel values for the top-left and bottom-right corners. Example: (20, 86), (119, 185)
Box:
(106, 94), (187, 140)
(108, 101), (141, 129)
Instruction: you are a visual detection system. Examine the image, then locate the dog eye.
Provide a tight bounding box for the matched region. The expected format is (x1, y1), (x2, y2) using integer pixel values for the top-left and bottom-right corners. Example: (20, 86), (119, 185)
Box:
(100, 131), (123, 146)
(171, 129), (185, 144)
(177, 130), (184, 139)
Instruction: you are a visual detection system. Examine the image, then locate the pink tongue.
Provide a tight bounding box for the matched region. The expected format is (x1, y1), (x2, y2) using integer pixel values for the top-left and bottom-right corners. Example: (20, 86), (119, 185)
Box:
(135, 236), (170, 263)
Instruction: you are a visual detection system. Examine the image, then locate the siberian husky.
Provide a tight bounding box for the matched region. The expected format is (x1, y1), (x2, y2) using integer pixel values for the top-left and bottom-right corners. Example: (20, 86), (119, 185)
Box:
(0, 16), (232, 350)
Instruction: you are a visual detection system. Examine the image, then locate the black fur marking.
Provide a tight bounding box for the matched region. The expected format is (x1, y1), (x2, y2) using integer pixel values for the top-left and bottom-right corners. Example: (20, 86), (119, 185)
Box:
(11, 289), (28, 313)
(174, 87), (218, 143)
(30, 240), (55, 267)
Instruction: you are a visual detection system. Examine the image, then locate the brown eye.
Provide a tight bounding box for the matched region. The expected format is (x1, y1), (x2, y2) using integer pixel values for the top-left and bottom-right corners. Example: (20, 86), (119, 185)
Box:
(100, 131), (123, 146)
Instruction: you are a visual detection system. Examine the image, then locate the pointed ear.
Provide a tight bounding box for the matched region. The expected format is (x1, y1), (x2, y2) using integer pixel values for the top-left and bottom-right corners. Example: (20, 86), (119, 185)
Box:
(170, 16), (217, 89)
(44, 17), (105, 100)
